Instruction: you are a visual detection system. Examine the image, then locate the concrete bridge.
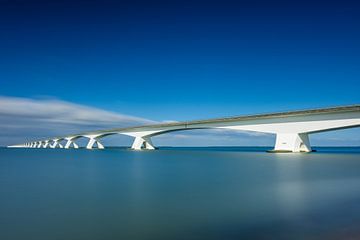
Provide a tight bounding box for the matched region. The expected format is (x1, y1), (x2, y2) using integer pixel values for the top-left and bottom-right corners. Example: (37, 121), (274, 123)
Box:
(8, 105), (360, 153)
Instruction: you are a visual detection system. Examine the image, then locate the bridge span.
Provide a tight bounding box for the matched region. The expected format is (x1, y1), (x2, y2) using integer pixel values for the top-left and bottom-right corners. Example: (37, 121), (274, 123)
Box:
(8, 105), (360, 153)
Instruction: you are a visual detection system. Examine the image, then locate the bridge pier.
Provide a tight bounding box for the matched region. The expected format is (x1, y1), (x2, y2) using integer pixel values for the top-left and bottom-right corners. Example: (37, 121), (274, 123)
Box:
(85, 136), (104, 149)
(50, 139), (63, 148)
(272, 133), (311, 153)
(131, 136), (155, 150)
(43, 140), (49, 148)
(65, 137), (79, 149)
(123, 130), (161, 150)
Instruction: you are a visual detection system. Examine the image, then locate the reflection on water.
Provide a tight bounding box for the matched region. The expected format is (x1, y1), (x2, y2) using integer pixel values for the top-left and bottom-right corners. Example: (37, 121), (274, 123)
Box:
(0, 147), (360, 240)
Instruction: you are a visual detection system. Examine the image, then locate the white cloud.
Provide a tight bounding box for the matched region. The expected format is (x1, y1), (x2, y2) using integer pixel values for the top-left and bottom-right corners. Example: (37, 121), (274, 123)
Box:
(0, 96), (155, 145)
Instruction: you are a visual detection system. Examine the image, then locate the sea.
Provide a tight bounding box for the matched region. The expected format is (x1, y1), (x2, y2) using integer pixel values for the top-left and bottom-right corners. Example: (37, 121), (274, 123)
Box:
(1, 147), (360, 240)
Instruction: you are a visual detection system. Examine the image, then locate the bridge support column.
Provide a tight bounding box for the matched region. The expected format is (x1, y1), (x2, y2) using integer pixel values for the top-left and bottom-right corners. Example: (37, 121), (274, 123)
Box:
(131, 137), (155, 150)
(86, 137), (104, 149)
(272, 133), (311, 153)
(37, 142), (42, 148)
(50, 140), (63, 148)
(65, 138), (79, 149)
(43, 141), (49, 148)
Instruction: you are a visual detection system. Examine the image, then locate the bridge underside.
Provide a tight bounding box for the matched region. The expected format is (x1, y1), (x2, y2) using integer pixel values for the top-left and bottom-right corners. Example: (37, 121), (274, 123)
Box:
(127, 131), (314, 152)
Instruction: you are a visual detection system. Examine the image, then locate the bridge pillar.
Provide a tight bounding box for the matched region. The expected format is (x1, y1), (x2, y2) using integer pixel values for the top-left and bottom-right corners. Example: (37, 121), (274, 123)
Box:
(272, 133), (311, 153)
(50, 140), (63, 148)
(131, 137), (155, 150)
(37, 142), (42, 148)
(65, 138), (79, 149)
(43, 140), (49, 148)
(85, 136), (104, 149)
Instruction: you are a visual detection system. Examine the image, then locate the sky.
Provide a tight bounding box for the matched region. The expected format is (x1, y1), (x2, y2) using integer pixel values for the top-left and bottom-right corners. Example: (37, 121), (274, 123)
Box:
(0, 0), (359, 146)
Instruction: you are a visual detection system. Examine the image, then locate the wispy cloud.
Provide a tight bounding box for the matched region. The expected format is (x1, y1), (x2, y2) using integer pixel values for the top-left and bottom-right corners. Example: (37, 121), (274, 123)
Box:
(0, 96), (274, 146)
(0, 96), (155, 145)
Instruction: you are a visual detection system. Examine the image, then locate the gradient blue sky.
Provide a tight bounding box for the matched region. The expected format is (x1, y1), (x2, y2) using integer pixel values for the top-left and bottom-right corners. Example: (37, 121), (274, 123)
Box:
(0, 0), (359, 146)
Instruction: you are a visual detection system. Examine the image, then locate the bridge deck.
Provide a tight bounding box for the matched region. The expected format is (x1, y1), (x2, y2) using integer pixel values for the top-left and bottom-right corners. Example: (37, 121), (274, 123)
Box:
(60, 104), (360, 139)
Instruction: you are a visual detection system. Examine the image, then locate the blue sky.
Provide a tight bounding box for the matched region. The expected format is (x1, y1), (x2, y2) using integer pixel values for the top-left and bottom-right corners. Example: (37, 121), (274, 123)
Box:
(0, 0), (359, 146)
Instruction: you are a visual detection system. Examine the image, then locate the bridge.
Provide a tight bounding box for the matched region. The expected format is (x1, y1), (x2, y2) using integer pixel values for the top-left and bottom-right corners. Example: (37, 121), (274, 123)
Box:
(8, 105), (360, 153)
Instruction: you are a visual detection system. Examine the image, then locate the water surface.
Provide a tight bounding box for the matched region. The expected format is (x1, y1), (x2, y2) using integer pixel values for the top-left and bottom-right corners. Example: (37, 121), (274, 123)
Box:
(1, 147), (360, 240)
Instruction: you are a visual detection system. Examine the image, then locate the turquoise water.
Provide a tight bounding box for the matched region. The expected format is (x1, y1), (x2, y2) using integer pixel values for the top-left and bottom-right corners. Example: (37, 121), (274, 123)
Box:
(1, 147), (360, 240)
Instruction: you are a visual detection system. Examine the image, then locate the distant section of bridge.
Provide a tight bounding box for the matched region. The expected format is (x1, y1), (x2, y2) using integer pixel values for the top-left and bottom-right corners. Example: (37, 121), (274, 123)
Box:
(8, 105), (360, 153)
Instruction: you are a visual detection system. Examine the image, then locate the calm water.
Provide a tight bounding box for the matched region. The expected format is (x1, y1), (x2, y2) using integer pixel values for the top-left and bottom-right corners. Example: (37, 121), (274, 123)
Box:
(1, 147), (360, 240)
